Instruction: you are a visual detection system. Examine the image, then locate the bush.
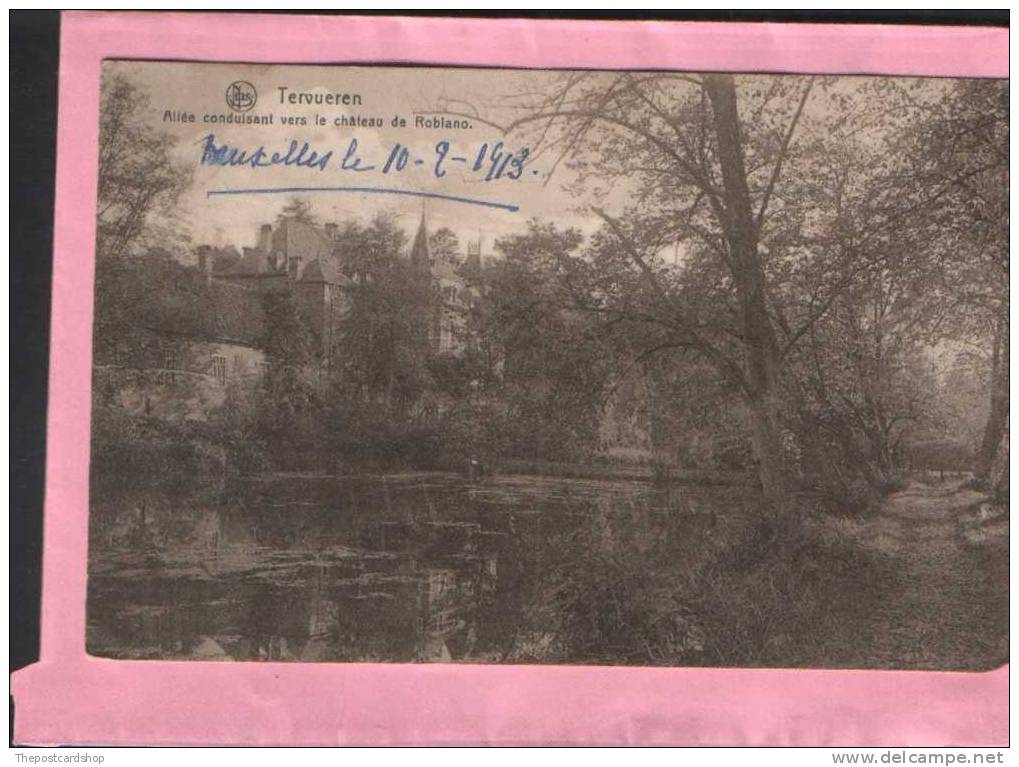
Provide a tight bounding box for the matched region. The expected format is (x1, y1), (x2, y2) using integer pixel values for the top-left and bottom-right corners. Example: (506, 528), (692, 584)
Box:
(525, 494), (895, 668)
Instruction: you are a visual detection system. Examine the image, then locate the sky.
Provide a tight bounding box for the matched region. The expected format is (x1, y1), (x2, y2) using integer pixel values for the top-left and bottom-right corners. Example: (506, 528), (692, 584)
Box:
(109, 60), (602, 257)
(108, 61), (957, 261)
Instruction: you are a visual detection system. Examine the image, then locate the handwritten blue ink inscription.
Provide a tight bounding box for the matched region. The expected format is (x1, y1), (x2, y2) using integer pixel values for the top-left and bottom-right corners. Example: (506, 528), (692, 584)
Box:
(199, 134), (535, 183)
(200, 134), (333, 172)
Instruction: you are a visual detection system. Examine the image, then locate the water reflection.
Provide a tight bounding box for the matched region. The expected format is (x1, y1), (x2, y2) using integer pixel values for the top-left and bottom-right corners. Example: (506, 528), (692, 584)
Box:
(87, 473), (730, 663)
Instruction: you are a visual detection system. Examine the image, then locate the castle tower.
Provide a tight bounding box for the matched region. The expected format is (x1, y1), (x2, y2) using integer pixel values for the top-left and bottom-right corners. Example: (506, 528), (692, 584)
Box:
(466, 239), (481, 272)
(409, 210), (432, 280)
(407, 210), (438, 352)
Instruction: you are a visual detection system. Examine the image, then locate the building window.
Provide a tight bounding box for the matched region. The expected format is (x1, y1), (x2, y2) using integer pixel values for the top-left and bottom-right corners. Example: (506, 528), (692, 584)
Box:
(439, 320), (457, 352)
(164, 348), (183, 371)
(211, 355), (227, 384)
(156, 348), (183, 383)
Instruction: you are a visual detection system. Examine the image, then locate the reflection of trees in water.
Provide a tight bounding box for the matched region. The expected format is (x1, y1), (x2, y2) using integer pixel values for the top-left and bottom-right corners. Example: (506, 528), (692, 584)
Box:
(87, 476), (732, 663)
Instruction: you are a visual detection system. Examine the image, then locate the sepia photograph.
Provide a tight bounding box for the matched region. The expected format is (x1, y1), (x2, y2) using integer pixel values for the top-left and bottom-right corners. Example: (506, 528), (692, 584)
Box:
(86, 60), (1008, 670)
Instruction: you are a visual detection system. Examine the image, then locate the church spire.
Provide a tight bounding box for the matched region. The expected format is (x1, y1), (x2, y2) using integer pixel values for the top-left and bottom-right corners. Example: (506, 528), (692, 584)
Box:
(409, 205), (431, 274)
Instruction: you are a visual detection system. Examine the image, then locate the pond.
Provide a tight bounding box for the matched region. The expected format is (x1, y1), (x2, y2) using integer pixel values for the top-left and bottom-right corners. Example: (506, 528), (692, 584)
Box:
(87, 473), (739, 664)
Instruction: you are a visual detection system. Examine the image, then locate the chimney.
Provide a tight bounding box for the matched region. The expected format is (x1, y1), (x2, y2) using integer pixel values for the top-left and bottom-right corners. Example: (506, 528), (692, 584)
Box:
(196, 245), (213, 285)
(257, 223), (272, 253)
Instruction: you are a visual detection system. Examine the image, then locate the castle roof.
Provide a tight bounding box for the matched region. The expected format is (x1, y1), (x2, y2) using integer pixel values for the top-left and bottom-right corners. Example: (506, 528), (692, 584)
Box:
(226, 247), (273, 277)
(213, 218), (345, 284)
(300, 256), (352, 286)
(276, 217), (331, 264)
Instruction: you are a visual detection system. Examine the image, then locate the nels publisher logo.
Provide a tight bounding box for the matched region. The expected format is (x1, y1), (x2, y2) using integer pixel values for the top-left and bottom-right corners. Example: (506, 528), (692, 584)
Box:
(225, 81), (257, 112)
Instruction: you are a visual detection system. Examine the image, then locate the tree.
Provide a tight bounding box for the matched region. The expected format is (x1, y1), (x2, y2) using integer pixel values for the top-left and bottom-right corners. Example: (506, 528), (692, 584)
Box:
(93, 74), (200, 422)
(333, 214), (430, 409)
(453, 70), (1009, 510)
(277, 196), (317, 224)
(460, 72), (822, 513)
(429, 227), (461, 267)
(477, 221), (616, 460)
(96, 73), (192, 261)
(256, 290), (318, 448)
(702, 74), (790, 510)
(907, 80), (1009, 482)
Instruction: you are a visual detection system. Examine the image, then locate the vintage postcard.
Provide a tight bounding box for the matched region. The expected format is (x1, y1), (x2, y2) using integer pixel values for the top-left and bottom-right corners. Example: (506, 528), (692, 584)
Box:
(86, 59), (1008, 670)
(11, 13), (1009, 748)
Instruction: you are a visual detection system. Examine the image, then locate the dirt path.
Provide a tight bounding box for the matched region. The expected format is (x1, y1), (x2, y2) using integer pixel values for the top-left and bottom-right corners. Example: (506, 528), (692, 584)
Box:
(833, 480), (1008, 670)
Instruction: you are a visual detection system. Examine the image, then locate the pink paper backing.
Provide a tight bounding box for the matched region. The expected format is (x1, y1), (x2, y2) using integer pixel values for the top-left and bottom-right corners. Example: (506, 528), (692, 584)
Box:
(11, 11), (1009, 747)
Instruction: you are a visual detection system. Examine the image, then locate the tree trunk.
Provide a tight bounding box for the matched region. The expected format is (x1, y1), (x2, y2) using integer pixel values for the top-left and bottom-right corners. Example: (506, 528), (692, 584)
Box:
(747, 390), (789, 511)
(704, 74), (789, 515)
(976, 312), (1009, 481)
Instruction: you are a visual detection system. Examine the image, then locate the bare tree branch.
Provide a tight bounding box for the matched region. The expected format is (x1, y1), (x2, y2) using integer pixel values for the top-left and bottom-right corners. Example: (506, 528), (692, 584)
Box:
(755, 77), (814, 233)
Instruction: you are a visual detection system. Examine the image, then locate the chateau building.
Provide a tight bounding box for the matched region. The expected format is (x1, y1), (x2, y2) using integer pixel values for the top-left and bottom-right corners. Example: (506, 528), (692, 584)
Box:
(197, 216), (354, 363)
(406, 212), (482, 355)
(162, 213), (479, 410)
(200, 212), (481, 365)
(101, 212), (484, 423)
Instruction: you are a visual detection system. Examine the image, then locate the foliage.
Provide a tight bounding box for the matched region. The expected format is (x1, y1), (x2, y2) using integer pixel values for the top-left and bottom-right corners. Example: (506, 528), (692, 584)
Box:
(483, 72), (1008, 503)
(277, 196), (317, 224)
(497, 491), (898, 667)
(333, 214), (433, 409)
(429, 226), (461, 267)
(92, 71), (1008, 504)
(254, 290), (320, 453)
(97, 74), (192, 260)
(478, 221), (617, 459)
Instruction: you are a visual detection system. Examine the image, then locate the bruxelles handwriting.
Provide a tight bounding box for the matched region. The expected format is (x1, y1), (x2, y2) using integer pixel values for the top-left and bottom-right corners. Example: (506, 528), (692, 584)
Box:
(198, 133), (534, 182)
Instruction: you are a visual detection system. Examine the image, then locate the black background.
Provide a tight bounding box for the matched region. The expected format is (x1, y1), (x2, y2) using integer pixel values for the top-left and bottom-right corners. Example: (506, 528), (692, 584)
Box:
(9, 9), (1010, 679)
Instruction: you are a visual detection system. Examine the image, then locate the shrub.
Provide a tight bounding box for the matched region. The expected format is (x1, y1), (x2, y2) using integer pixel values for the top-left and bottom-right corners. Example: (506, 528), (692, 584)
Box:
(528, 494), (895, 668)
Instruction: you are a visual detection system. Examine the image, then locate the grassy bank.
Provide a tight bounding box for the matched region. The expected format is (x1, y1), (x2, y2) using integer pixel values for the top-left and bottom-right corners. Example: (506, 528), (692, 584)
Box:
(516, 480), (1007, 670)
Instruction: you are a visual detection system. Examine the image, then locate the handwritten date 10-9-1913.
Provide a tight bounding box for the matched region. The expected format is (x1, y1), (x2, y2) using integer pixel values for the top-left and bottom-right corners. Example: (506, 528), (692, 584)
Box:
(199, 133), (536, 182)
